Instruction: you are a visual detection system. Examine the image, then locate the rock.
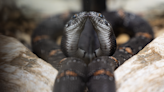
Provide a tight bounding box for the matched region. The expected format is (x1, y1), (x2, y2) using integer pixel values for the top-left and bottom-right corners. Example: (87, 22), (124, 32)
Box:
(0, 35), (58, 92)
(115, 33), (164, 92)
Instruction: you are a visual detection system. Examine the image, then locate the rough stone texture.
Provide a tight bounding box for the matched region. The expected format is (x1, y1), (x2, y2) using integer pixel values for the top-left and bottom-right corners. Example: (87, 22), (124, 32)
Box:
(115, 33), (164, 92)
(0, 35), (58, 92)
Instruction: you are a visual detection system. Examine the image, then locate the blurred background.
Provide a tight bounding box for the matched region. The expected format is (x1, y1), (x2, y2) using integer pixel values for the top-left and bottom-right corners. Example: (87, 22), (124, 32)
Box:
(0, 0), (164, 49)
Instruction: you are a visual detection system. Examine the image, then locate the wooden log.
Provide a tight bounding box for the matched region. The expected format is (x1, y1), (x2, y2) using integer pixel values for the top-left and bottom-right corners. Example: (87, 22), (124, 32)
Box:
(115, 33), (164, 92)
(0, 35), (57, 92)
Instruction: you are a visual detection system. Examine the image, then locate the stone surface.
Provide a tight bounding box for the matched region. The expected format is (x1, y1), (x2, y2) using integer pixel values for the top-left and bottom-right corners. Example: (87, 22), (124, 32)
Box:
(0, 35), (58, 92)
(115, 33), (164, 92)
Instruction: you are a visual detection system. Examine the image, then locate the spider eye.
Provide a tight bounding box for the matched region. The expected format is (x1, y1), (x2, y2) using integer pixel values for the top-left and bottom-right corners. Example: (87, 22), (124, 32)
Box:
(73, 14), (78, 18)
(98, 13), (103, 18)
